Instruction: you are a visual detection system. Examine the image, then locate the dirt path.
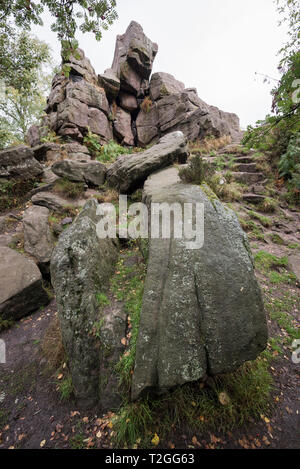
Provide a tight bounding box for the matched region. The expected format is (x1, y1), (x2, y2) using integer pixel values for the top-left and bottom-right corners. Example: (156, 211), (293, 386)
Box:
(0, 148), (299, 449)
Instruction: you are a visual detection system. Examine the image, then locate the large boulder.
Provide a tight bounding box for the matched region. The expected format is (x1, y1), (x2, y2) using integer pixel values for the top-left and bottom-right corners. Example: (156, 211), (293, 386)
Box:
(131, 178), (268, 400)
(51, 159), (107, 186)
(107, 131), (189, 193)
(66, 81), (110, 116)
(0, 145), (44, 179)
(112, 21), (158, 81)
(150, 72), (185, 101)
(136, 104), (160, 147)
(50, 200), (121, 408)
(0, 247), (49, 320)
(113, 107), (135, 146)
(98, 68), (120, 101)
(23, 206), (54, 274)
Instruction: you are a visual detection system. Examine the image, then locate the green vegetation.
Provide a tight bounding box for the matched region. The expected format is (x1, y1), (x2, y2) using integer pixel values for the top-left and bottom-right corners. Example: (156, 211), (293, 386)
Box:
(242, 1), (300, 205)
(111, 247), (146, 391)
(98, 140), (131, 163)
(57, 374), (74, 401)
(0, 2), (118, 56)
(112, 354), (273, 448)
(53, 178), (85, 199)
(0, 317), (14, 332)
(0, 178), (37, 211)
(258, 197), (278, 213)
(248, 210), (272, 227)
(254, 250), (288, 272)
(254, 250), (297, 285)
(83, 131), (131, 163)
(179, 153), (214, 185)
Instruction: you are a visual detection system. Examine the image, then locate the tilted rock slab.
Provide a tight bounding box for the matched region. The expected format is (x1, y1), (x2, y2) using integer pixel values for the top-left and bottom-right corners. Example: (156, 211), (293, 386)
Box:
(107, 131), (189, 193)
(131, 179), (268, 400)
(23, 205), (54, 274)
(0, 247), (49, 320)
(0, 145), (44, 179)
(51, 159), (107, 186)
(50, 200), (122, 409)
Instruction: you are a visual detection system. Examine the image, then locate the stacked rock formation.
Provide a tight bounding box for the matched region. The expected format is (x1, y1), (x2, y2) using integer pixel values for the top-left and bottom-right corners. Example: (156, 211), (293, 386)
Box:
(27, 21), (241, 151)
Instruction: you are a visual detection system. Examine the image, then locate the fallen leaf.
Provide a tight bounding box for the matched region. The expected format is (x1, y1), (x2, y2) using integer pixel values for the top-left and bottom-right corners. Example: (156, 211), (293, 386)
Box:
(151, 433), (160, 446)
(40, 440), (46, 448)
(218, 391), (231, 406)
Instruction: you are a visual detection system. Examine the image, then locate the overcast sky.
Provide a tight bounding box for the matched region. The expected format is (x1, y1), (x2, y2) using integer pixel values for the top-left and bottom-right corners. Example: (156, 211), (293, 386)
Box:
(31, 0), (288, 129)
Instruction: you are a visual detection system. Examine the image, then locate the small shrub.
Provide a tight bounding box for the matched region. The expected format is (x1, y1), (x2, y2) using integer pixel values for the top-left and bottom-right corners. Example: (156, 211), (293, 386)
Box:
(179, 153), (214, 185)
(248, 210), (272, 227)
(140, 96), (153, 113)
(58, 374), (74, 401)
(0, 178), (37, 212)
(53, 178), (85, 199)
(258, 197), (278, 213)
(83, 127), (102, 157)
(189, 135), (232, 155)
(40, 130), (62, 144)
(98, 140), (131, 163)
(0, 317), (14, 332)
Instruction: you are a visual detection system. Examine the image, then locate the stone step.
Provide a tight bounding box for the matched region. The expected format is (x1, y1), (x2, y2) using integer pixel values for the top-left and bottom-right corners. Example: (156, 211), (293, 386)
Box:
(243, 193), (266, 204)
(234, 156), (254, 164)
(234, 163), (258, 173)
(231, 172), (264, 184)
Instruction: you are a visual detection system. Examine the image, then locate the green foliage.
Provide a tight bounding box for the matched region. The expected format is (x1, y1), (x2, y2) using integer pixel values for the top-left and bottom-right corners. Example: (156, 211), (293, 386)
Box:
(112, 354), (273, 448)
(0, 30), (54, 146)
(84, 131), (130, 163)
(254, 250), (288, 272)
(242, 2), (300, 198)
(96, 292), (110, 307)
(53, 178), (85, 199)
(0, 1), (118, 46)
(0, 316), (14, 332)
(278, 133), (300, 198)
(247, 210), (272, 227)
(58, 374), (74, 401)
(98, 139), (131, 163)
(0, 178), (37, 211)
(254, 250), (297, 284)
(40, 130), (62, 144)
(111, 247), (146, 391)
(179, 153), (214, 185)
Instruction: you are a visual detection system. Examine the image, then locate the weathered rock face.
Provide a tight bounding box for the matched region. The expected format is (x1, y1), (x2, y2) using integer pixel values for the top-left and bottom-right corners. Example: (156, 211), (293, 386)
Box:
(51, 159), (107, 186)
(131, 174), (268, 401)
(150, 72), (185, 101)
(50, 200), (121, 408)
(107, 131), (189, 193)
(0, 145), (44, 179)
(0, 247), (49, 320)
(28, 21), (240, 151)
(40, 49), (113, 146)
(98, 68), (120, 101)
(23, 206), (54, 274)
(113, 106), (135, 146)
(112, 21), (158, 85)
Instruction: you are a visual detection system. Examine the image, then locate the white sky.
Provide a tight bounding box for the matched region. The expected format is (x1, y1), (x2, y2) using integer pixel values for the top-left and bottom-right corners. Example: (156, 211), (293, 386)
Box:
(31, 0), (288, 129)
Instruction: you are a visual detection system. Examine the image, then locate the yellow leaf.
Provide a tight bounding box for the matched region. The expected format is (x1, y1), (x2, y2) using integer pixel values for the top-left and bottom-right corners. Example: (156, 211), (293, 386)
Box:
(151, 433), (160, 446)
(40, 440), (46, 448)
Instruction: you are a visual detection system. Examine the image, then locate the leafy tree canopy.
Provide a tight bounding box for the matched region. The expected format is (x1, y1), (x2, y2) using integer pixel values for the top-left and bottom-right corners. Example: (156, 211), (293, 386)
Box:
(0, 0), (118, 44)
